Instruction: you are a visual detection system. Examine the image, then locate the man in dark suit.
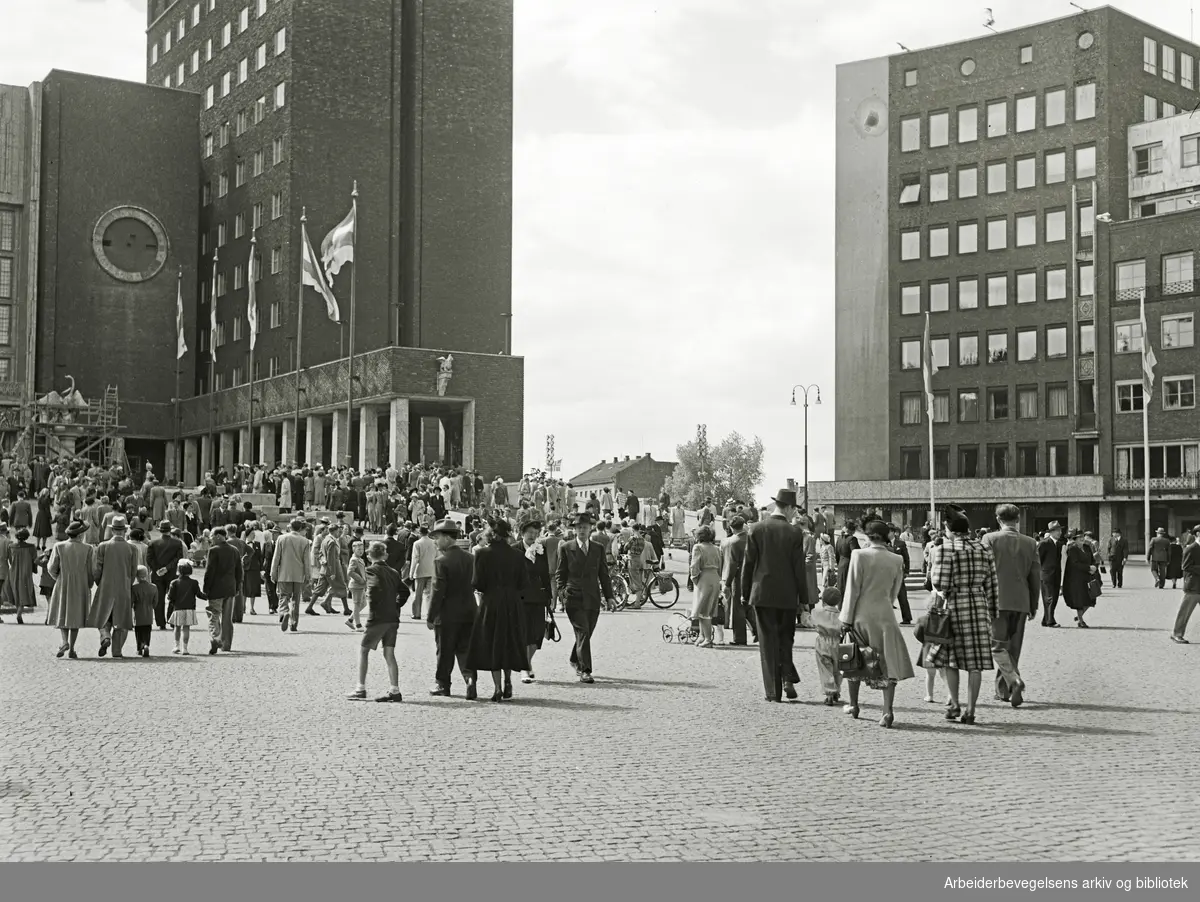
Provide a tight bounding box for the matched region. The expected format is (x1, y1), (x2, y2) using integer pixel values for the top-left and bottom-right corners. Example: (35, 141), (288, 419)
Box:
(554, 511), (614, 683)
(720, 516), (753, 645)
(1148, 526), (1172, 589)
(1037, 521), (1065, 627)
(202, 528), (243, 655)
(1171, 526), (1200, 643)
(888, 525), (913, 624)
(147, 520), (186, 631)
(982, 504), (1040, 706)
(1105, 527), (1128, 588)
(741, 488), (808, 702)
(427, 519), (478, 699)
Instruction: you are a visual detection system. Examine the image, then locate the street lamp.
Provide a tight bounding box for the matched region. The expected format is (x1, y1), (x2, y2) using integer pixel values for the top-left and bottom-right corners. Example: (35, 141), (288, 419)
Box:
(790, 384), (822, 509)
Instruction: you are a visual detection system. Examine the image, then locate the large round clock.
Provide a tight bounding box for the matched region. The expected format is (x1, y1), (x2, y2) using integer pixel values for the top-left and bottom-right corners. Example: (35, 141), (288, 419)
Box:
(92, 206), (170, 283)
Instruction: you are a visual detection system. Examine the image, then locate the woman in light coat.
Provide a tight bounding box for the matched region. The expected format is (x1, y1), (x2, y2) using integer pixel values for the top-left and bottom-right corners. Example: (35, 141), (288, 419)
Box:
(47, 520), (95, 658)
(688, 526), (722, 647)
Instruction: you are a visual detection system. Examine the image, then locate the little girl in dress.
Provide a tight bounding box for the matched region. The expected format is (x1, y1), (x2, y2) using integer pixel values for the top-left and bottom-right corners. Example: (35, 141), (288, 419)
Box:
(166, 560), (206, 654)
(810, 586), (844, 706)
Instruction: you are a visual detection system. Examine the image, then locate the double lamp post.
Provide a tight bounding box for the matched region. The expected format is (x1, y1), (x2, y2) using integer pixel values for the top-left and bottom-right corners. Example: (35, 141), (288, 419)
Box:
(790, 383), (821, 509)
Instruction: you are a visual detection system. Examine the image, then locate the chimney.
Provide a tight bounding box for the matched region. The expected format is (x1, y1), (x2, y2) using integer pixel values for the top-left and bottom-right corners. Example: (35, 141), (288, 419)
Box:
(625, 455), (630, 461)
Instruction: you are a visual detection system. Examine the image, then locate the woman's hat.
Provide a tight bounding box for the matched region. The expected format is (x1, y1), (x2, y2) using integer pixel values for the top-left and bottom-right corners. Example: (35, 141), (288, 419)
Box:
(430, 518), (460, 537)
(67, 520), (89, 538)
(516, 508), (544, 532)
(943, 503), (970, 530)
(1066, 528), (1082, 539)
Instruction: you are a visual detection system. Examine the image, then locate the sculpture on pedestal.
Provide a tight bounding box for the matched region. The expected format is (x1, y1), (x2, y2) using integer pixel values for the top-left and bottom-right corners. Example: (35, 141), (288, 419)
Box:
(435, 355), (454, 397)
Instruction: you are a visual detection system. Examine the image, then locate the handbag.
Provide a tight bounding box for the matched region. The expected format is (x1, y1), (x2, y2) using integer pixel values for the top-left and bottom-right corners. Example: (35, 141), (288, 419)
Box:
(837, 626), (882, 681)
(923, 591), (953, 644)
(1087, 577), (1103, 600)
(545, 609), (561, 643)
(713, 601), (726, 627)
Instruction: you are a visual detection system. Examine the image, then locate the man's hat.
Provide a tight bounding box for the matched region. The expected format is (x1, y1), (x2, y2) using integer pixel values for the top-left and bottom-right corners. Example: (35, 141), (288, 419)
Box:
(67, 520), (89, 538)
(160, 520), (174, 531)
(110, 515), (128, 532)
(430, 518), (460, 537)
(516, 508), (544, 532)
(1047, 521), (1062, 531)
(1066, 528), (1082, 539)
(772, 488), (798, 508)
(573, 511), (596, 526)
(1157, 527), (1167, 534)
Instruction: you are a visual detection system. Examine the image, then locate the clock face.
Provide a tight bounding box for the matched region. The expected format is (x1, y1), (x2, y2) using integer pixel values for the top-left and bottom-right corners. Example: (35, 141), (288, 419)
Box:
(961, 58), (976, 76)
(92, 206), (170, 283)
(1078, 32), (1094, 50)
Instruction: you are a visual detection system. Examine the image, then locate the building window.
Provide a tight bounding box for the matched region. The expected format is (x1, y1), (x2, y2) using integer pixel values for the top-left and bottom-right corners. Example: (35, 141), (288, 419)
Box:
(900, 339), (921, 370)
(239, 58), (249, 84)
(218, 173), (229, 197)
(957, 165), (978, 198)
(1043, 88), (1065, 128)
(928, 111), (949, 147)
(239, 6), (249, 32)
(1080, 322), (1095, 356)
(1045, 150), (1066, 183)
(1134, 143), (1163, 176)
(1164, 45), (1177, 82)
(904, 69), (917, 87)
(1043, 441), (1067, 476)
(1045, 209), (1066, 243)
(221, 71), (231, 97)
(219, 121), (231, 147)
(1046, 384), (1069, 418)
(900, 449), (922, 479)
(986, 100), (1007, 137)
(1168, 99), (1181, 118)
(986, 161), (1006, 194)
(151, 44), (159, 65)
(1046, 266), (1066, 301)
(205, 85), (215, 109)
(900, 230), (919, 261)
(1017, 386), (1038, 419)
(217, 222), (227, 246)
(222, 21), (232, 46)
(988, 388), (1009, 420)
(988, 445), (1009, 477)
(1145, 37), (1158, 74)
(1115, 319), (1144, 353)
(929, 171), (948, 202)
(257, 44), (267, 70)
(1020, 45), (1033, 64)
(1116, 381), (1145, 413)
(275, 82), (286, 109)
(253, 202), (264, 229)
(202, 182), (212, 206)
(958, 390), (979, 423)
(1016, 328), (1037, 361)
(1144, 95), (1159, 123)
(1164, 376), (1196, 410)
(1079, 262), (1094, 296)
(164, 31), (172, 54)
(931, 337), (949, 370)
(163, 75), (173, 90)
(216, 269), (227, 296)
(901, 394), (922, 425)
(1015, 271), (1036, 305)
(233, 315), (245, 341)
(1016, 95), (1036, 132)
(231, 366), (243, 387)
(235, 160), (246, 187)
(897, 174), (919, 205)
(987, 275), (1007, 307)
(1116, 260), (1146, 294)
(956, 221), (977, 254)
(234, 111), (246, 136)
(0, 261), (11, 301)
(272, 136), (285, 165)
(1162, 313), (1195, 349)
(901, 284), (921, 315)
(1185, 52), (1195, 89)
(1046, 326), (1067, 358)
(930, 282), (949, 312)
(177, 62), (186, 85)
(1076, 145), (1096, 179)
(254, 96), (266, 123)
(258, 0), (269, 16)
(1183, 135), (1200, 168)
(203, 133), (214, 157)
(1163, 252), (1194, 293)
(214, 372), (225, 391)
(1017, 444), (1038, 477)
(900, 116), (920, 152)
(958, 334), (979, 366)
(1015, 212), (1036, 247)
(958, 278), (978, 310)
(957, 106), (977, 143)
(986, 217), (1007, 251)
(1075, 82), (1096, 120)
(275, 27), (287, 55)
(987, 331), (1008, 363)
(1078, 203), (1094, 237)
(929, 226), (948, 258)
(924, 393), (946, 424)
(233, 265), (244, 290)
(192, 49), (200, 74)
(1016, 155), (1036, 189)
(959, 445), (980, 477)
(193, 3), (201, 25)
(253, 149), (264, 175)
(269, 301), (281, 329)
(234, 213), (245, 238)
(271, 192), (283, 219)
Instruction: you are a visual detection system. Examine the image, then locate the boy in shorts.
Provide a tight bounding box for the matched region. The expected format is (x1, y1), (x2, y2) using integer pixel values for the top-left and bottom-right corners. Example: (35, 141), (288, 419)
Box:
(348, 541), (408, 702)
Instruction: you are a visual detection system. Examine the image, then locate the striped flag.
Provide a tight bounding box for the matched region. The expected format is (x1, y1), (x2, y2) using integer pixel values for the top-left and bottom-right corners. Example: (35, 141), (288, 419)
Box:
(922, 312), (939, 418)
(247, 246), (259, 350)
(301, 222), (341, 322)
(1140, 290), (1157, 401)
(320, 204), (355, 278)
(176, 277), (187, 360)
(210, 249), (219, 364)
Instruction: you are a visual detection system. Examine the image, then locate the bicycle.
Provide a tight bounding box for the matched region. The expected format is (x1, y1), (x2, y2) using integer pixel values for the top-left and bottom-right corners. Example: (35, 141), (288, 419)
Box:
(605, 556), (680, 610)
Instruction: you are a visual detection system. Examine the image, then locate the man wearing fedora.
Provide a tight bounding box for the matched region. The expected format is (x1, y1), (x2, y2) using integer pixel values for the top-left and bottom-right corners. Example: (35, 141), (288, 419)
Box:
(741, 488), (808, 701)
(426, 518), (479, 699)
(148, 521), (187, 631)
(554, 511), (614, 683)
(202, 528), (243, 655)
(87, 515), (139, 657)
(1148, 526), (1173, 589)
(1037, 522), (1065, 628)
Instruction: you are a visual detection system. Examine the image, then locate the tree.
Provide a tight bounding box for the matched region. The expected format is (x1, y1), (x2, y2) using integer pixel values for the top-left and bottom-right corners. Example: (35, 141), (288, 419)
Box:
(660, 431), (766, 510)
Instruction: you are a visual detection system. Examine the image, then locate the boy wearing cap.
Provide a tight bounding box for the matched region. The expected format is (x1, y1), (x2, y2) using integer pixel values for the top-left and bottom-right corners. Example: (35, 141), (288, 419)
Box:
(348, 541), (408, 702)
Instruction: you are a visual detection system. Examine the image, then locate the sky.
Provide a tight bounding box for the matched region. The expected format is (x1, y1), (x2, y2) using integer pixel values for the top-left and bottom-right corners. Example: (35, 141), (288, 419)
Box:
(3, 0), (1199, 503)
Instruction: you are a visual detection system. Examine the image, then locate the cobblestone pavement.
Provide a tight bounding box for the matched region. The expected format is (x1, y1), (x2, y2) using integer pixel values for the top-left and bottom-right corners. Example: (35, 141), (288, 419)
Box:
(1, 563), (1196, 862)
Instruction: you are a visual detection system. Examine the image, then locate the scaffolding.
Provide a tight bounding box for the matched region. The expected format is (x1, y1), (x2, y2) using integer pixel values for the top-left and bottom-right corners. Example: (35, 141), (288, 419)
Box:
(11, 384), (130, 473)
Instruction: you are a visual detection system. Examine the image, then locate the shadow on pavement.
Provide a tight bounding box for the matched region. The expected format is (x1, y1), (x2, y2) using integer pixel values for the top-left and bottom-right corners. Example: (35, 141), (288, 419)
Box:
(503, 696), (633, 713)
(1023, 700), (1200, 716)
(596, 677), (717, 691)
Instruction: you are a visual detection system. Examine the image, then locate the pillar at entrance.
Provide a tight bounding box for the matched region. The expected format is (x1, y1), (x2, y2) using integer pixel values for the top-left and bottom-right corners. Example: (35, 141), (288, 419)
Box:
(280, 419), (296, 467)
(220, 431), (236, 470)
(389, 398), (409, 468)
(259, 423), (278, 466)
(165, 441), (178, 482)
(305, 415), (323, 468)
(184, 438), (200, 487)
(238, 427), (252, 465)
(461, 400), (476, 470)
(331, 409), (351, 467)
(201, 434), (213, 476)
(1098, 502), (1114, 541)
(359, 405), (379, 470)
(1067, 502), (1083, 532)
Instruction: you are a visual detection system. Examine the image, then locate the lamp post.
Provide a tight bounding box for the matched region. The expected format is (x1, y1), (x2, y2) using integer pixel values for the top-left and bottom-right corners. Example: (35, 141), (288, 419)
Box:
(790, 384), (822, 510)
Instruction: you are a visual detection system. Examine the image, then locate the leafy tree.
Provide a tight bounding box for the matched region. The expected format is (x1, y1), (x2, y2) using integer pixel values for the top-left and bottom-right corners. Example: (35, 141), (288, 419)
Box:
(661, 431), (765, 509)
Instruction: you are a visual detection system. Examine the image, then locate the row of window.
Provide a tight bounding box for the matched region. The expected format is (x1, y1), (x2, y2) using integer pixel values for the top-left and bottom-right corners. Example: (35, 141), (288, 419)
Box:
(162, 25), (284, 90)
(206, 354), (282, 392)
(203, 106), (285, 159)
(201, 198), (281, 256)
(0, 358), (11, 381)
(0, 305), (12, 347)
(899, 145), (1096, 206)
(902, 42), (1042, 88)
(898, 83), (1096, 153)
(1144, 37), (1197, 89)
(202, 138), (285, 200)
(898, 441), (1098, 480)
(1117, 443), (1200, 480)
(0, 208), (14, 305)
(207, 244), (285, 296)
(151, 1), (270, 65)
(205, 74), (284, 111)
(899, 206), (1089, 262)
(1143, 95), (1188, 124)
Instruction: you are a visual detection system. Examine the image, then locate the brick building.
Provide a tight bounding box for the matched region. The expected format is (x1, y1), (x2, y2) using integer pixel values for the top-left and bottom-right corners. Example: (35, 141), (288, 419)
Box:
(819, 6), (1200, 550)
(568, 454), (678, 505)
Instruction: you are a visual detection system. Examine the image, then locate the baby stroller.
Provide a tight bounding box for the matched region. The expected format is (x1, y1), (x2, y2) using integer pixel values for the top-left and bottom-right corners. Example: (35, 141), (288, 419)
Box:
(661, 611), (698, 644)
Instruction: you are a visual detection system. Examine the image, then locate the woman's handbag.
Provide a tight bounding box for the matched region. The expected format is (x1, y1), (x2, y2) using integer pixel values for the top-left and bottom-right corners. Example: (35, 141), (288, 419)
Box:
(545, 609), (561, 643)
(837, 626), (882, 681)
(923, 591), (953, 644)
(1087, 576), (1103, 600)
(713, 600), (726, 627)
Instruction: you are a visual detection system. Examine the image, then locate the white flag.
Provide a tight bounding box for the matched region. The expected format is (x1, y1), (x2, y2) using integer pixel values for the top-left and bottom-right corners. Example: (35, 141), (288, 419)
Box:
(247, 250), (258, 350)
(176, 278), (187, 360)
(321, 204), (355, 278)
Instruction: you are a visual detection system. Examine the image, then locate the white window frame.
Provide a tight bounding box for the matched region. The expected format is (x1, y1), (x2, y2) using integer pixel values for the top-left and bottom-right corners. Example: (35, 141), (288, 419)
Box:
(1163, 251), (1194, 293)
(900, 339), (921, 370)
(1046, 267), (1067, 301)
(900, 230), (919, 261)
(1162, 313), (1195, 349)
(193, 4), (201, 26)
(929, 226), (949, 258)
(223, 22), (232, 47)
(1115, 319), (1144, 354)
(1116, 260), (1147, 293)
(986, 217), (1007, 251)
(957, 222), (978, 255)
(1015, 213), (1036, 247)
(1145, 37), (1158, 74)
(1046, 326), (1068, 359)
(987, 274), (1007, 307)
(257, 44), (267, 70)
(986, 160), (1006, 194)
(986, 100), (1007, 137)
(1016, 95), (1036, 132)
(1016, 271), (1037, 305)
(1134, 143), (1164, 176)
(1016, 155), (1036, 189)
(1164, 45), (1177, 82)
(239, 7), (250, 33)
(1075, 82), (1096, 120)
(929, 111), (949, 147)
(1045, 209), (1066, 243)
(275, 27), (287, 55)
(204, 85), (215, 110)
(1184, 52), (1195, 89)
(275, 81), (286, 108)
(1045, 88), (1066, 127)
(957, 165), (978, 198)
(900, 117), (920, 152)
(1163, 376), (1195, 410)
(929, 171), (948, 203)
(239, 58), (249, 84)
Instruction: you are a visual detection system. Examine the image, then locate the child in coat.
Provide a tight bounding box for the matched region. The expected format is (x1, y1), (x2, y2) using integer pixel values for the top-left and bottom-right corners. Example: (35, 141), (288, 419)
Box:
(811, 585), (844, 706)
(131, 565), (158, 657)
(166, 560), (206, 655)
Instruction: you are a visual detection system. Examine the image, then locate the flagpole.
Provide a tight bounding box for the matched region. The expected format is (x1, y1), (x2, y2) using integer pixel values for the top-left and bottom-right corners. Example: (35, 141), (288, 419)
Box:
(247, 229), (257, 468)
(1141, 288), (1151, 555)
(174, 267), (183, 483)
(208, 247), (218, 476)
(295, 209), (307, 468)
(345, 181), (358, 468)
(923, 312), (937, 531)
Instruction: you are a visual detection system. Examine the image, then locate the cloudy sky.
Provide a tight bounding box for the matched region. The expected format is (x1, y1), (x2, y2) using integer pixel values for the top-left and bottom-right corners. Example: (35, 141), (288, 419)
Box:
(3, 0), (1196, 501)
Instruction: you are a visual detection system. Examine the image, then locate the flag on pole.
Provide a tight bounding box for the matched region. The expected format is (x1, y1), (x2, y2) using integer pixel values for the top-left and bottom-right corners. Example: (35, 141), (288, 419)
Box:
(176, 277), (187, 360)
(210, 251), (219, 364)
(320, 205), (355, 278)
(247, 249), (259, 350)
(301, 222), (341, 323)
(1140, 290), (1157, 400)
(922, 312), (939, 418)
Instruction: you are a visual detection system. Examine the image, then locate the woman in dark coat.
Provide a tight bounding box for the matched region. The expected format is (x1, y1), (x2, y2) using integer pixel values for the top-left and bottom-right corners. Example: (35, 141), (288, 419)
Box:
(33, 489), (53, 548)
(835, 520), (860, 593)
(516, 509), (552, 684)
(1167, 536), (1185, 589)
(3, 527), (40, 623)
(466, 518), (529, 701)
(1062, 529), (1098, 628)
(241, 535), (263, 611)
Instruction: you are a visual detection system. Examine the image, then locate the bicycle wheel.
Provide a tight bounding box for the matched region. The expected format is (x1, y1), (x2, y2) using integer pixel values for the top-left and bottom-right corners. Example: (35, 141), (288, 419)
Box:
(648, 573), (680, 609)
(661, 624), (673, 642)
(610, 575), (630, 608)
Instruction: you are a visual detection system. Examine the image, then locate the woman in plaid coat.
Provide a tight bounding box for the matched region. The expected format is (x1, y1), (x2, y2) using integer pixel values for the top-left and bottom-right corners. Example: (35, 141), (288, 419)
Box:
(928, 505), (998, 725)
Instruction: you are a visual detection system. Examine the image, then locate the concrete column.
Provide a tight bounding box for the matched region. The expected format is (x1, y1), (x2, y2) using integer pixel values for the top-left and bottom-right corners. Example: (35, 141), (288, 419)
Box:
(184, 438), (199, 487)
(305, 415), (323, 468)
(201, 434), (213, 476)
(1067, 502), (1083, 532)
(220, 431), (235, 471)
(1098, 502), (1114, 541)
(388, 398), (409, 468)
(238, 427), (252, 465)
(331, 408), (350, 467)
(358, 404), (379, 471)
(259, 423), (278, 466)
(280, 418), (296, 467)
(165, 441), (179, 482)
(461, 400), (476, 470)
